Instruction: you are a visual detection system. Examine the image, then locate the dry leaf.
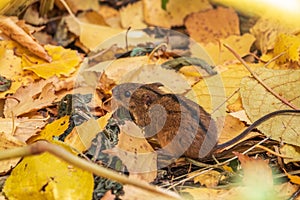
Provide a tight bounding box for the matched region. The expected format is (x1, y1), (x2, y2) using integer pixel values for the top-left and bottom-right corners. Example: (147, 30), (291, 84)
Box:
(4, 77), (58, 117)
(217, 115), (260, 150)
(120, 1), (147, 29)
(234, 152), (275, 200)
(0, 16), (51, 62)
(203, 33), (256, 65)
(250, 18), (300, 53)
(0, 41), (35, 98)
(27, 116), (69, 143)
(240, 68), (300, 146)
(86, 56), (194, 94)
(273, 33), (300, 64)
(189, 170), (222, 188)
(0, 117), (47, 142)
(3, 142), (93, 199)
(280, 144), (300, 164)
(0, 132), (25, 174)
(283, 168), (300, 185)
(185, 7), (240, 44)
(65, 16), (123, 51)
(104, 121), (157, 182)
(143, 0), (212, 28)
(22, 44), (82, 79)
(64, 0), (99, 13)
(97, 5), (121, 28)
(64, 113), (111, 152)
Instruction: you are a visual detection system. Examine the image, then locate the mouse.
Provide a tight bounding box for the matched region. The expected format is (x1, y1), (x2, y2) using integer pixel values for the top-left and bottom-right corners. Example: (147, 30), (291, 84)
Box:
(112, 82), (300, 159)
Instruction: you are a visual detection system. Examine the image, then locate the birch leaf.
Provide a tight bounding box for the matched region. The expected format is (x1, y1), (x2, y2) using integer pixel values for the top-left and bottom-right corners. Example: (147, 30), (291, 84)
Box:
(240, 68), (300, 146)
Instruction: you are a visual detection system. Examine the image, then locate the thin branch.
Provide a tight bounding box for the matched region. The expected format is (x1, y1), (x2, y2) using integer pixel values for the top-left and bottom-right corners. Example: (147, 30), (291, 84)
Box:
(0, 141), (181, 199)
(223, 43), (298, 110)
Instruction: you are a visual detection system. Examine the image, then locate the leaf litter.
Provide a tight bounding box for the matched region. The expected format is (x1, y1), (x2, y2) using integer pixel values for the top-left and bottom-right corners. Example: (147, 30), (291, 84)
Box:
(0, 0), (300, 199)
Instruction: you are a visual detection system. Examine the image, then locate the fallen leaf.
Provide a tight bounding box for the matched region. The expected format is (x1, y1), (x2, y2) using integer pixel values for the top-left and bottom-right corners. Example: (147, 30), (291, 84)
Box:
(283, 168), (300, 185)
(27, 116), (69, 143)
(185, 7), (240, 44)
(120, 1), (147, 29)
(217, 115), (260, 150)
(3, 142), (93, 199)
(189, 170), (222, 188)
(273, 33), (300, 64)
(0, 132), (25, 174)
(0, 117), (47, 142)
(234, 152), (275, 199)
(86, 56), (194, 94)
(97, 5), (121, 28)
(0, 41), (35, 98)
(64, 0), (99, 13)
(240, 68), (300, 147)
(203, 33), (256, 65)
(4, 77), (58, 117)
(280, 144), (300, 164)
(250, 18), (300, 53)
(143, 0), (212, 28)
(105, 121), (157, 182)
(22, 44), (82, 79)
(0, 16), (51, 62)
(65, 17), (123, 51)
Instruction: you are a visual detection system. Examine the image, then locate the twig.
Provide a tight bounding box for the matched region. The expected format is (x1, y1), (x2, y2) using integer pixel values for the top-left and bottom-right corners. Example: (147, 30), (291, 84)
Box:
(256, 144), (292, 158)
(0, 141), (181, 199)
(223, 44), (298, 110)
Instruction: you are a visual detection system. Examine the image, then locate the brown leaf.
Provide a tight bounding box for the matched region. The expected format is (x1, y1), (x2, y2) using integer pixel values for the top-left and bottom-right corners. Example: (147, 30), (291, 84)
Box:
(185, 7), (240, 44)
(0, 16), (51, 62)
(4, 77), (58, 117)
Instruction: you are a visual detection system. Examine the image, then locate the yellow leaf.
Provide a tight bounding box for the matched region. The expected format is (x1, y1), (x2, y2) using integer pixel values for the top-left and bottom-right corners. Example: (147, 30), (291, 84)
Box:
(203, 33), (256, 64)
(250, 18), (299, 53)
(273, 33), (300, 64)
(22, 45), (81, 79)
(3, 142), (93, 199)
(120, 1), (147, 29)
(27, 116), (70, 143)
(186, 63), (260, 113)
(0, 41), (35, 98)
(143, 0), (212, 28)
(189, 170), (221, 188)
(240, 68), (300, 146)
(280, 144), (300, 164)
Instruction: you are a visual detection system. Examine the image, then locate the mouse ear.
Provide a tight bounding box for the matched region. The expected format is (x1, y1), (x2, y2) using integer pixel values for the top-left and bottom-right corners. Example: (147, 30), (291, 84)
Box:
(142, 82), (164, 94)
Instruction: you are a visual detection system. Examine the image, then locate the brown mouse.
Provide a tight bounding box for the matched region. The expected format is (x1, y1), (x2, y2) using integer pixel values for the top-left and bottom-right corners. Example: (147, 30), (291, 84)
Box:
(112, 82), (300, 159)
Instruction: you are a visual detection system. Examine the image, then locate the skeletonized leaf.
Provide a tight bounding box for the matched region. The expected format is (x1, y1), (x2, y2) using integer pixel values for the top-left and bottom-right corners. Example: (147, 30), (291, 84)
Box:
(240, 68), (300, 146)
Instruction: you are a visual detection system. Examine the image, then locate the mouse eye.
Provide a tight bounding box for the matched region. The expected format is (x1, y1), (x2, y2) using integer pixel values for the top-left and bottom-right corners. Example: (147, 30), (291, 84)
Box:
(124, 91), (131, 98)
